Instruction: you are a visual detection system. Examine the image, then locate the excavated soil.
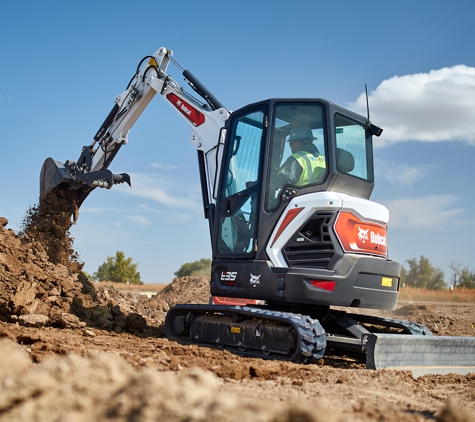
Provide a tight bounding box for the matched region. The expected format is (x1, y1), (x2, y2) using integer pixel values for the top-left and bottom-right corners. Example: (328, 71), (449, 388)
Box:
(0, 214), (474, 421)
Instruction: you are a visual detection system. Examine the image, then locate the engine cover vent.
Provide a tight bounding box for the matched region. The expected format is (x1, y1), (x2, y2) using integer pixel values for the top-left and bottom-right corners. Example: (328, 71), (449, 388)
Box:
(282, 212), (336, 269)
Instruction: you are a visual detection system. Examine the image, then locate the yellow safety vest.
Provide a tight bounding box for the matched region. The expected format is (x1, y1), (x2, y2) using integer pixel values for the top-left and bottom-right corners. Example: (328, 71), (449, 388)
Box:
(292, 151), (326, 186)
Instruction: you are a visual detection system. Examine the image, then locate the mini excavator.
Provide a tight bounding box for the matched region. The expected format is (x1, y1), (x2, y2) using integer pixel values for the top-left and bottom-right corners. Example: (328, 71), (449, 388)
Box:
(40, 47), (475, 376)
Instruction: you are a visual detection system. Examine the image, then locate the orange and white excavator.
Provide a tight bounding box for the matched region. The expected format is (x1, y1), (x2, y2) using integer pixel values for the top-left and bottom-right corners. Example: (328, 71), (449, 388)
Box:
(40, 47), (475, 375)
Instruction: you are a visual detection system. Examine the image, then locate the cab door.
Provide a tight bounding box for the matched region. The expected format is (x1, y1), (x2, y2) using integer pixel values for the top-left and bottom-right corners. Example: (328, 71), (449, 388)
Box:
(214, 107), (266, 258)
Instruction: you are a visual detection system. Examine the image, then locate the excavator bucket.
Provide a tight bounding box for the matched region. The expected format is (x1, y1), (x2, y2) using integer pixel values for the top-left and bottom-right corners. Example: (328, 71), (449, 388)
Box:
(40, 158), (74, 200)
(40, 156), (131, 217)
(39, 157), (94, 218)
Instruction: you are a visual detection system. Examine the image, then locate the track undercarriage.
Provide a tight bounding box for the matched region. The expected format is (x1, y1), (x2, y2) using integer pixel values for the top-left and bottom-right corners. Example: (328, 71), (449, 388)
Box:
(165, 304), (475, 376)
(165, 305), (326, 363)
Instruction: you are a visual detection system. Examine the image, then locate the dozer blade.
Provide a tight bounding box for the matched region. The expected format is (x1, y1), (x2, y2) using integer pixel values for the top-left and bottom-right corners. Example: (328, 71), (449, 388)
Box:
(363, 333), (475, 377)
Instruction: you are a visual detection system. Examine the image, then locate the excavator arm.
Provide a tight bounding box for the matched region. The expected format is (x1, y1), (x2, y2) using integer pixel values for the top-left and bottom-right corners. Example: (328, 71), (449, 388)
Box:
(40, 47), (229, 217)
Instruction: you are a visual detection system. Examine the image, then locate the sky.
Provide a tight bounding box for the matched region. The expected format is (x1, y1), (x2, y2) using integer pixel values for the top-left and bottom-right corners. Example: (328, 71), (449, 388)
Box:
(1, 1), (474, 284)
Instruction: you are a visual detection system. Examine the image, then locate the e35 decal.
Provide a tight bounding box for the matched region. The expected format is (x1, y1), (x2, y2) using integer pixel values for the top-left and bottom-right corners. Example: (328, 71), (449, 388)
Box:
(221, 271), (237, 282)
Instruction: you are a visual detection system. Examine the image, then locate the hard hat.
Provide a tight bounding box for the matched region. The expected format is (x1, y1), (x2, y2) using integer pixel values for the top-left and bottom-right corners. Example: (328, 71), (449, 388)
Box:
(286, 125), (317, 143)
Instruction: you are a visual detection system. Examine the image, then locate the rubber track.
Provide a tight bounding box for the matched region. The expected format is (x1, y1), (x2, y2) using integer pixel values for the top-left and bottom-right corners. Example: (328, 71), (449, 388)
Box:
(347, 313), (433, 336)
(165, 304), (326, 363)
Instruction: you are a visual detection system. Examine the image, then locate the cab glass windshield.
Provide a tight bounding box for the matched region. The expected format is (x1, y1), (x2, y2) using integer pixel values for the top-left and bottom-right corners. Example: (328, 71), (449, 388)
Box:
(266, 103), (327, 210)
(334, 113), (373, 182)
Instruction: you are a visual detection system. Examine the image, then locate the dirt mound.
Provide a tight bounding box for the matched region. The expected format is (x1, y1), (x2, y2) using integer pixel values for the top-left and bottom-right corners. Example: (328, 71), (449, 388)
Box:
(0, 216), (159, 335)
(0, 216), (83, 320)
(392, 303), (473, 337)
(140, 275), (211, 311)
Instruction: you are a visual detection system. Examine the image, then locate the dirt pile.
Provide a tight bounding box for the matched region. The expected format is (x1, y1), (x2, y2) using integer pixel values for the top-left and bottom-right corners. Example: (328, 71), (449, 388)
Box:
(0, 216), (84, 321)
(392, 303), (475, 337)
(0, 216), (157, 335)
(0, 211), (215, 336)
(139, 275), (210, 312)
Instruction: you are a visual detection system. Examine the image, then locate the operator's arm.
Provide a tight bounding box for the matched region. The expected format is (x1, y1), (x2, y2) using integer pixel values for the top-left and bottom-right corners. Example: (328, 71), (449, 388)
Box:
(276, 156), (303, 186)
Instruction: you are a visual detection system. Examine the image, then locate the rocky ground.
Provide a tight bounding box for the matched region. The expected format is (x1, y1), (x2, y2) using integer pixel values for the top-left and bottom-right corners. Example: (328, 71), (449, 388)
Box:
(0, 214), (474, 422)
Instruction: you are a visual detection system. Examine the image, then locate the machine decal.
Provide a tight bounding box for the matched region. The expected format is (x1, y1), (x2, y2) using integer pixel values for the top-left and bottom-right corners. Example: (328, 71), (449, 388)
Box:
(382, 277), (393, 287)
(212, 296), (260, 305)
(230, 326), (241, 334)
(166, 93), (205, 127)
(249, 273), (261, 287)
(221, 271), (237, 283)
(357, 227), (369, 243)
(334, 211), (387, 257)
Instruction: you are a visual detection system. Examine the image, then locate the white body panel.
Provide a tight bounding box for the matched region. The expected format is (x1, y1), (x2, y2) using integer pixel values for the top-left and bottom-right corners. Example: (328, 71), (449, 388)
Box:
(266, 192), (390, 268)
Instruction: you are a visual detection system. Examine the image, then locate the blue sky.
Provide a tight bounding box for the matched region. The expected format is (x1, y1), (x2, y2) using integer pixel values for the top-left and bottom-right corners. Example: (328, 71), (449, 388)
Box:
(1, 1), (474, 284)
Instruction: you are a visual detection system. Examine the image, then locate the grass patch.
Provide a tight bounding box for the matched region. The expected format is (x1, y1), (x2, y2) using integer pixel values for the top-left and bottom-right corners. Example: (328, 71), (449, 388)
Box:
(398, 286), (475, 303)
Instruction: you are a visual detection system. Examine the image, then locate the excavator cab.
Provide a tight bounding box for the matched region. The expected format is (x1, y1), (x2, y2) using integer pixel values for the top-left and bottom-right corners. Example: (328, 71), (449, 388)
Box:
(209, 99), (400, 310)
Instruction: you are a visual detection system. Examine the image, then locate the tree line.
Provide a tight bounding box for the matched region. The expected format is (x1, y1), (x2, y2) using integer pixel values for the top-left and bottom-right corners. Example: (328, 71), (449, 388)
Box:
(402, 256), (474, 290)
(86, 252), (474, 290)
(85, 253), (211, 284)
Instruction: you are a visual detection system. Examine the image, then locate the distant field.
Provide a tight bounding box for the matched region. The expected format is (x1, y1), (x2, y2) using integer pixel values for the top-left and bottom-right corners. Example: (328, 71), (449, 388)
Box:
(94, 281), (166, 292)
(398, 286), (475, 303)
(94, 281), (475, 302)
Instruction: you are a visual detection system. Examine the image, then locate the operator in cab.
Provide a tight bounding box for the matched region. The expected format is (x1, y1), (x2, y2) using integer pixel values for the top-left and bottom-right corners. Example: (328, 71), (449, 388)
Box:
(277, 124), (326, 187)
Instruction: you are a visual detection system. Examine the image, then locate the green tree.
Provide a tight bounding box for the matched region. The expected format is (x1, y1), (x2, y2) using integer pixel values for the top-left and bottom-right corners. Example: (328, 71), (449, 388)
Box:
(174, 258), (211, 277)
(400, 266), (407, 287)
(458, 268), (475, 289)
(404, 256), (445, 290)
(93, 251), (143, 284)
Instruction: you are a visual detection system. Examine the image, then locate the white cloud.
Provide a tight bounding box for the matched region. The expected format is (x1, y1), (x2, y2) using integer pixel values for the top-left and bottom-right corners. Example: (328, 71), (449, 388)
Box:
(150, 162), (178, 170)
(77, 207), (116, 213)
(349, 65), (475, 145)
(136, 203), (195, 223)
(384, 195), (466, 229)
(116, 172), (202, 211)
(376, 161), (433, 187)
(127, 214), (151, 227)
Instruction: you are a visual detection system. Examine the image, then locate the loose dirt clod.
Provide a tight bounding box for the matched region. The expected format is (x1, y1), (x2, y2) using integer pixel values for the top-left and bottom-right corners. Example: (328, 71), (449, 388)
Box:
(20, 189), (82, 273)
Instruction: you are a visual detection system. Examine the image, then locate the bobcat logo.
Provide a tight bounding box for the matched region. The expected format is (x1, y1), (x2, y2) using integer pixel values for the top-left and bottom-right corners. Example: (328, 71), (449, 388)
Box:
(357, 227), (369, 243)
(250, 273), (261, 287)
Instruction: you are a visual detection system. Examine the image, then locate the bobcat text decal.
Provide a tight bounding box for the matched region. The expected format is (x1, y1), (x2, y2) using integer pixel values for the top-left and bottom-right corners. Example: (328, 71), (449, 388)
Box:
(166, 93), (205, 127)
(334, 212), (387, 257)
